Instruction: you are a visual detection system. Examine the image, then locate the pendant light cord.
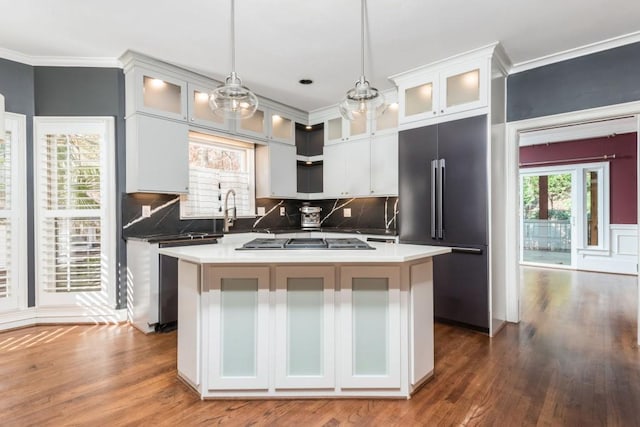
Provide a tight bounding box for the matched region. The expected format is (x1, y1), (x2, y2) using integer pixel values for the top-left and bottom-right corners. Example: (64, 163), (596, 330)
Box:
(360, 0), (365, 78)
(230, 0), (236, 73)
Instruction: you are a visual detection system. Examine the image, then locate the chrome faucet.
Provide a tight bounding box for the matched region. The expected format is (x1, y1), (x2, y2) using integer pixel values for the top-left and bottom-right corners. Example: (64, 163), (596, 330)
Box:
(223, 189), (237, 233)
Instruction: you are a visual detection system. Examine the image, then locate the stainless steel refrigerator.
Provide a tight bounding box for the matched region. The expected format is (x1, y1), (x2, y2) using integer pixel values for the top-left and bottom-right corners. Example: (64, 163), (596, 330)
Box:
(399, 114), (490, 332)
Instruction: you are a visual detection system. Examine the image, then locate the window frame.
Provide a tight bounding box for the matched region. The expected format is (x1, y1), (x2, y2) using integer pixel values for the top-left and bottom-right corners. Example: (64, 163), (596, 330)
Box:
(180, 131), (256, 219)
(0, 112), (28, 313)
(579, 162), (610, 252)
(33, 117), (116, 308)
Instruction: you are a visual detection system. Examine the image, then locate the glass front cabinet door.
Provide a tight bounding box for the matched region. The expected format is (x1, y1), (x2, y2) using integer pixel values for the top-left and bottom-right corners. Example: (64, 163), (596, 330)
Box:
(204, 266), (270, 390)
(439, 60), (487, 115)
(398, 73), (439, 124)
(340, 266), (401, 389)
(274, 266), (335, 389)
(187, 83), (231, 132)
(134, 68), (188, 121)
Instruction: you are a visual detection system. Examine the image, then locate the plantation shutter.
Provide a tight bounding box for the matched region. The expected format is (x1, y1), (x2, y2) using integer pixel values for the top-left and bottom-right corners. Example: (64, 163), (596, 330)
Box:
(0, 127), (12, 300)
(38, 133), (103, 293)
(180, 134), (254, 218)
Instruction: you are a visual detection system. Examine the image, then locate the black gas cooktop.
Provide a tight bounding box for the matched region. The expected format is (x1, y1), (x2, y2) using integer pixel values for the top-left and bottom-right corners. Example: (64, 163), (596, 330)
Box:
(237, 237), (374, 250)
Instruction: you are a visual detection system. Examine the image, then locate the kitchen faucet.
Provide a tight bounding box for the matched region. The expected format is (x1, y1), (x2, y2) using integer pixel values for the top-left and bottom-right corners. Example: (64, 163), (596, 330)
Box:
(223, 189), (236, 233)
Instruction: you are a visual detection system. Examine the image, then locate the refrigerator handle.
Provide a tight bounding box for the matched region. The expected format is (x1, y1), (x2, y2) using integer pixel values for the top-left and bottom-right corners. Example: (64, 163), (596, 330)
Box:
(430, 159), (438, 239)
(438, 158), (445, 239)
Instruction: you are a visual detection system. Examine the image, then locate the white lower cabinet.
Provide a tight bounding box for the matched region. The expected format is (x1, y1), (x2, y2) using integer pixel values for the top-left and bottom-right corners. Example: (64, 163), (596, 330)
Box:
(204, 266), (270, 390)
(340, 266), (402, 389)
(274, 266), (335, 389)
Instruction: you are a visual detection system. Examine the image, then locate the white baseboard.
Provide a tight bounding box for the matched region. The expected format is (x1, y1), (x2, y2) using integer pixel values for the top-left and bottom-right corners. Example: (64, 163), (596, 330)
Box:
(0, 306), (127, 332)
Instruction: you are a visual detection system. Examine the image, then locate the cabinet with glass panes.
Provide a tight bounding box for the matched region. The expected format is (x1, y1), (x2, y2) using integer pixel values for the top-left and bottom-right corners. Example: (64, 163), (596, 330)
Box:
(391, 46), (499, 126)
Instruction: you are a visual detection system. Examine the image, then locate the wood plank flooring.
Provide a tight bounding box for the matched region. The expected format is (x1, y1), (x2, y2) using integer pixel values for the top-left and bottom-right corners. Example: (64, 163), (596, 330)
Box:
(1, 267), (638, 426)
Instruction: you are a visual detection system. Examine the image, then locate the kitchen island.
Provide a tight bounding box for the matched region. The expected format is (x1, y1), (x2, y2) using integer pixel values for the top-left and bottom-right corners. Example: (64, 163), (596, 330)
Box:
(159, 234), (450, 399)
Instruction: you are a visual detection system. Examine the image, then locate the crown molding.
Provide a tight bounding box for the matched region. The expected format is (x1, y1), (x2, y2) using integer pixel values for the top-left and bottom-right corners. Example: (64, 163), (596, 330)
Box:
(0, 46), (121, 68)
(510, 31), (640, 74)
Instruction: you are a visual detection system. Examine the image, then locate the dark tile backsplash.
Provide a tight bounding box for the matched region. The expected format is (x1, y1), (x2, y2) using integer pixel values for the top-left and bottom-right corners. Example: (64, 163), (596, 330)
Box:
(122, 194), (398, 238)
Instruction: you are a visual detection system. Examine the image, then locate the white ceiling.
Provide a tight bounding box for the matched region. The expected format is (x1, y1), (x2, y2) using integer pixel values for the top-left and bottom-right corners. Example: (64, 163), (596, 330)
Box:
(1, 0), (639, 112)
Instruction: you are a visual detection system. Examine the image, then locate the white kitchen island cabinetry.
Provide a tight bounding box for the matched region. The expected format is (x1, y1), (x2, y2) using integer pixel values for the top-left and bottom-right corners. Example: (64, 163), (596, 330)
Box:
(160, 236), (450, 399)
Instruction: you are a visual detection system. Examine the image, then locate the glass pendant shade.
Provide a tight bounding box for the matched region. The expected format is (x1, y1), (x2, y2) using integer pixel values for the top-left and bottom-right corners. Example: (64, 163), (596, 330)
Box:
(209, 0), (258, 119)
(339, 76), (386, 121)
(209, 72), (258, 119)
(339, 0), (387, 121)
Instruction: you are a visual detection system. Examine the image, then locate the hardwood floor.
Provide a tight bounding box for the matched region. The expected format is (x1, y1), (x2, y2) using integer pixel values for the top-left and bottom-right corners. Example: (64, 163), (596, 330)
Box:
(1, 267), (638, 426)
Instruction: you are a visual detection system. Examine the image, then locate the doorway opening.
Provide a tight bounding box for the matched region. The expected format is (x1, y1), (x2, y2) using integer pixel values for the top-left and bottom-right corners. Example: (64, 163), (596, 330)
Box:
(520, 169), (575, 267)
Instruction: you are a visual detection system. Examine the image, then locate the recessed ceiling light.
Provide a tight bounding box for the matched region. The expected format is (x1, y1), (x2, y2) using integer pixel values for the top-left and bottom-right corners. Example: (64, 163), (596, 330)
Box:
(299, 79), (313, 85)
(305, 125), (313, 130)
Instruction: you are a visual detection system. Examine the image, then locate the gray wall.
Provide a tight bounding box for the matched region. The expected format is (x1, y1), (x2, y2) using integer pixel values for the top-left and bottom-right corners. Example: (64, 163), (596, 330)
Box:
(507, 41), (640, 122)
(0, 61), (127, 308)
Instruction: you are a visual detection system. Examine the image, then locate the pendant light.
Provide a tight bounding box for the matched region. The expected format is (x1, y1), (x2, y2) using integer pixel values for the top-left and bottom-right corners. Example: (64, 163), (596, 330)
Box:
(209, 0), (258, 119)
(0, 93), (5, 142)
(339, 0), (385, 121)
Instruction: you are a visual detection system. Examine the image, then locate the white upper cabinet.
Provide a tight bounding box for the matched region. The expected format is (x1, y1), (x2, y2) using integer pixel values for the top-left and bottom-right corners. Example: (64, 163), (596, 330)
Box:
(324, 113), (371, 145)
(236, 102), (296, 145)
(126, 114), (189, 194)
(373, 104), (399, 135)
(256, 142), (297, 198)
(323, 139), (371, 198)
(187, 82), (231, 132)
(370, 132), (398, 196)
(130, 67), (188, 121)
(390, 44), (507, 127)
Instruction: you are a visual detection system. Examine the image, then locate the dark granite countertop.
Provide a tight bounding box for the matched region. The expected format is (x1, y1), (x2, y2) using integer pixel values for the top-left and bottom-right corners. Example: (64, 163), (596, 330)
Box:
(124, 232), (223, 243)
(226, 228), (398, 236)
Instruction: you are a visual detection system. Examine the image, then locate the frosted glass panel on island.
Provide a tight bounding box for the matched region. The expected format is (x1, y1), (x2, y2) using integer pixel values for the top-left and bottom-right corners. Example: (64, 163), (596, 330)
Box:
(221, 278), (258, 377)
(352, 278), (389, 375)
(143, 76), (182, 114)
(287, 278), (324, 376)
(446, 69), (480, 108)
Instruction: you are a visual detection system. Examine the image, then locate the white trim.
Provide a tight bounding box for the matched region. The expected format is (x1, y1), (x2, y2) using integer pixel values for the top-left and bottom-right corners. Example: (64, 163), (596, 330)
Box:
(0, 307), (127, 331)
(0, 46), (121, 68)
(505, 101), (640, 325)
(511, 31), (640, 74)
(519, 116), (637, 146)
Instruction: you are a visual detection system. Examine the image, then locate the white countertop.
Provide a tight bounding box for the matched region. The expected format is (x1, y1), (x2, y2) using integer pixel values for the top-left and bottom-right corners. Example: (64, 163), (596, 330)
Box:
(158, 235), (451, 264)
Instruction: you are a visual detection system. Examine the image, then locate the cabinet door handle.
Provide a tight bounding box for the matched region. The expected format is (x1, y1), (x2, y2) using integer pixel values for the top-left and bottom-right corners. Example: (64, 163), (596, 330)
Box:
(451, 247), (483, 254)
(431, 159), (437, 239)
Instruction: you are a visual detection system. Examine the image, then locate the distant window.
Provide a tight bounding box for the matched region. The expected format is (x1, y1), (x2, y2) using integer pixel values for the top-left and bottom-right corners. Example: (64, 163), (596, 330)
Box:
(180, 132), (255, 218)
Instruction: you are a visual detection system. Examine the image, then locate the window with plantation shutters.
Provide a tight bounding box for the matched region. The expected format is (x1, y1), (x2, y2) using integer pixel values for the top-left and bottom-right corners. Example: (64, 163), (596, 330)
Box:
(180, 132), (255, 218)
(35, 118), (116, 307)
(0, 127), (12, 301)
(0, 113), (26, 312)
